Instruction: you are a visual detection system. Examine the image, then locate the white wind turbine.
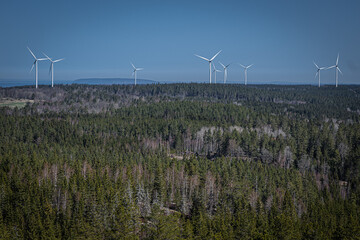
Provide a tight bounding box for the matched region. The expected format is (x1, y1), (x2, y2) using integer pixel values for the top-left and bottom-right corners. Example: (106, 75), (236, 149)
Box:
(194, 50), (222, 84)
(131, 62), (143, 85)
(327, 54), (342, 87)
(212, 63), (221, 84)
(313, 62), (326, 88)
(239, 64), (253, 85)
(28, 47), (47, 89)
(43, 53), (64, 87)
(219, 62), (231, 83)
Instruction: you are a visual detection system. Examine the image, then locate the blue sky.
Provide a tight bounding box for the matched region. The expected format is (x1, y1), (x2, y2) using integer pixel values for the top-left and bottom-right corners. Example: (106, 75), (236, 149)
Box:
(0, 0), (359, 84)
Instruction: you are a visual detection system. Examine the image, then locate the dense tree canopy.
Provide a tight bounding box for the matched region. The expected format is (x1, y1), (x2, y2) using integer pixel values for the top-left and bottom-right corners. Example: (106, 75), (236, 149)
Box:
(0, 83), (360, 239)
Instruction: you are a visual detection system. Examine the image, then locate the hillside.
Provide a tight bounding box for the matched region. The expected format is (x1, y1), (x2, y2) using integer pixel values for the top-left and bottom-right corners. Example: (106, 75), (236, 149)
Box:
(73, 78), (158, 85)
(0, 83), (359, 239)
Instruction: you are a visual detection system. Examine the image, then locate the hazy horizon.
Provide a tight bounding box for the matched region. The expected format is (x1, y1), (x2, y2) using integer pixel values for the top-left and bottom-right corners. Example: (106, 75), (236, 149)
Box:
(1, 0), (360, 85)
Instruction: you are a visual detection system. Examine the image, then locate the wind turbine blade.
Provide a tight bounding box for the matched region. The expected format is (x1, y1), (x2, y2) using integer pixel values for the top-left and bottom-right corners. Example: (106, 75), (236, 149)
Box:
(131, 62), (136, 69)
(210, 50), (222, 61)
(194, 54), (209, 61)
(327, 65), (336, 69)
(27, 47), (36, 59)
(38, 58), (48, 61)
(313, 61), (319, 69)
(30, 63), (35, 73)
(337, 67), (343, 75)
(226, 63), (231, 68)
(247, 64), (253, 68)
(212, 62), (216, 70)
(336, 53), (339, 65)
(314, 71), (318, 79)
(219, 62), (225, 68)
(137, 68), (144, 71)
(239, 63), (245, 68)
(43, 52), (51, 61)
(54, 58), (64, 62)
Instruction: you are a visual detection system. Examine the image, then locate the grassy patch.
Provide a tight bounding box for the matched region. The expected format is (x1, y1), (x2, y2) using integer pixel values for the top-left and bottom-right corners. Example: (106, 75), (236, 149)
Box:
(0, 99), (34, 108)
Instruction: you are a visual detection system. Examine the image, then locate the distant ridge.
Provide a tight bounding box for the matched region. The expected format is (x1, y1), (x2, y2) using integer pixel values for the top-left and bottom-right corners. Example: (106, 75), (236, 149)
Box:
(73, 78), (158, 85)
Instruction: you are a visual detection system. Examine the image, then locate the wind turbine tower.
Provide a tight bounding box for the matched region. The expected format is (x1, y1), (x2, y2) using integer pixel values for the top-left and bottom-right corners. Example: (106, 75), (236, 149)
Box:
(194, 50), (222, 84)
(327, 54), (342, 87)
(212, 63), (221, 84)
(43, 53), (64, 87)
(239, 64), (253, 85)
(219, 62), (231, 84)
(131, 62), (143, 85)
(313, 61), (326, 88)
(28, 47), (47, 89)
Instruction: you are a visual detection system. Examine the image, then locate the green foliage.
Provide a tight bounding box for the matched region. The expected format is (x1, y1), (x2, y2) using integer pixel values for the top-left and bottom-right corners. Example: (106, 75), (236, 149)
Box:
(0, 83), (359, 239)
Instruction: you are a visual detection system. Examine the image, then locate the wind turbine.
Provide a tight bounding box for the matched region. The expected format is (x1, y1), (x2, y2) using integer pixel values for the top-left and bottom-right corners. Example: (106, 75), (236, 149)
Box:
(131, 62), (143, 85)
(239, 64), (253, 85)
(194, 50), (222, 84)
(219, 62), (231, 83)
(327, 54), (342, 87)
(28, 47), (47, 89)
(212, 63), (221, 84)
(313, 62), (326, 88)
(43, 53), (64, 87)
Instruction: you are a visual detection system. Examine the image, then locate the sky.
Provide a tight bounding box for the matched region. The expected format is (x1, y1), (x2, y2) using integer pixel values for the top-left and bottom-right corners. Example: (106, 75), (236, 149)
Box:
(0, 0), (360, 85)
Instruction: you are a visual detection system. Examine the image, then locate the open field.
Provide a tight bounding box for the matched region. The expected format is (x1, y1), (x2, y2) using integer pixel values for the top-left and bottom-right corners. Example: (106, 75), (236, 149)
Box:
(0, 98), (34, 108)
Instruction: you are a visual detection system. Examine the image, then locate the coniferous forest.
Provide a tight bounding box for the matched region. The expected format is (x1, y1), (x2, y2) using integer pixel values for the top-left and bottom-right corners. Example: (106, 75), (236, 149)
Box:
(1, 83), (360, 239)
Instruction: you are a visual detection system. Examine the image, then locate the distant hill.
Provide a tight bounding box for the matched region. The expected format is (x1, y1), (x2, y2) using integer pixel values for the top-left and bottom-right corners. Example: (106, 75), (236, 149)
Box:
(73, 78), (158, 85)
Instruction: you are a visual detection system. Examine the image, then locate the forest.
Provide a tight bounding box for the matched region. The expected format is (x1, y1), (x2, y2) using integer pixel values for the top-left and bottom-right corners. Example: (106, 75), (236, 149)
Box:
(0, 83), (360, 239)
